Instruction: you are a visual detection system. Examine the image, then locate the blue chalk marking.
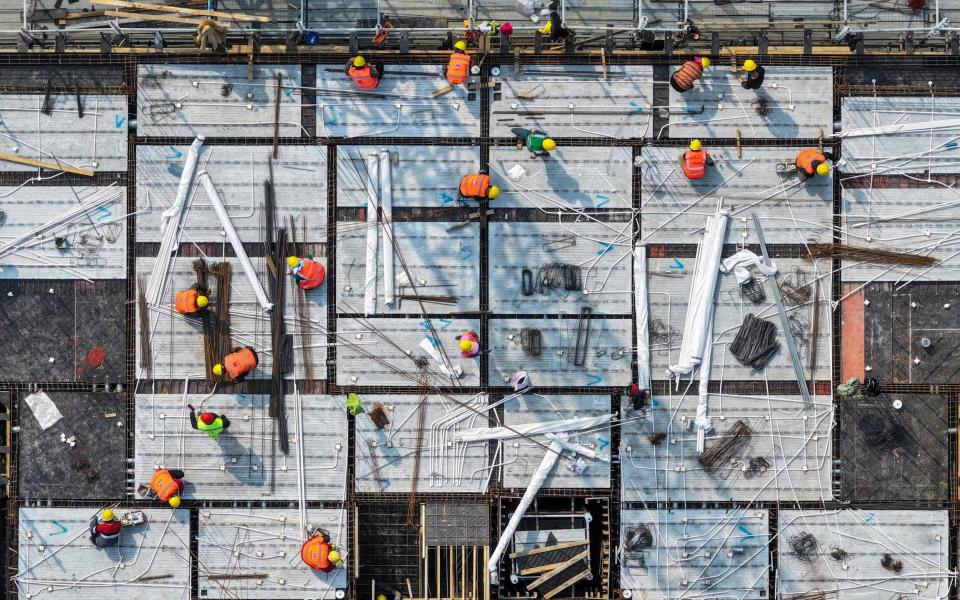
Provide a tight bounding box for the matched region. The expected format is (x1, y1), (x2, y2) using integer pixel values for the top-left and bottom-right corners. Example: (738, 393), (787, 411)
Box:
(437, 319), (452, 331)
(49, 521), (68, 536)
(596, 437), (610, 450)
(440, 192), (454, 205)
(628, 101), (644, 113)
(381, 479), (391, 489)
(670, 258), (685, 270)
(459, 242), (473, 260)
(425, 335), (440, 349)
(586, 374), (602, 386)
(596, 194), (610, 208)
(737, 524), (755, 541)
(650, 397), (659, 407)
(284, 87), (294, 98)
(163, 146), (183, 160)
(865, 512), (876, 523)
(597, 242), (614, 257)
(419, 319), (431, 331)
(947, 141), (958, 149)
(325, 119), (337, 125)
(95, 207), (112, 222)
(114, 115), (125, 129)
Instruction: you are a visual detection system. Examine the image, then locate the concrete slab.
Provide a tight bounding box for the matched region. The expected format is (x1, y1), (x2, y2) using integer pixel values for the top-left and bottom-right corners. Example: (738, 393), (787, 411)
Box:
(197, 508), (348, 598)
(355, 393), (491, 493)
(316, 64), (481, 138)
(135, 394), (347, 501)
(488, 316), (632, 387)
(777, 509), (950, 600)
(621, 393), (832, 502)
(640, 146), (833, 245)
(137, 64), (302, 138)
(15, 507), (191, 600)
(136, 145), (327, 244)
(0, 185), (126, 279)
(491, 65), (655, 139)
(335, 316), (481, 386)
(0, 94), (127, 172)
(502, 394), (611, 489)
(337, 145), (480, 208)
(489, 221), (633, 315)
(490, 146), (633, 210)
(620, 508), (769, 600)
(667, 66), (833, 139)
(335, 221), (480, 314)
(648, 257), (833, 383)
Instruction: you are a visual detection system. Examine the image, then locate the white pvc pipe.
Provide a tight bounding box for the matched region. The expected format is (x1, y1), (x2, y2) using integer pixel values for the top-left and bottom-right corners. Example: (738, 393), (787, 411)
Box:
(364, 154), (380, 316)
(454, 414), (612, 442)
(160, 135), (204, 234)
(198, 172), (273, 311)
(634, 244), (650, 392)
(379, 149), (395, 306)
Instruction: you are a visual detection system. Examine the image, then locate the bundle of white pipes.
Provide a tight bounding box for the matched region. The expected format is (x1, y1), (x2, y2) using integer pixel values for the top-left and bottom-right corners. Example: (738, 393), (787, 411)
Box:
(634, 244), (650, 393)
(363, 154), (379, 315)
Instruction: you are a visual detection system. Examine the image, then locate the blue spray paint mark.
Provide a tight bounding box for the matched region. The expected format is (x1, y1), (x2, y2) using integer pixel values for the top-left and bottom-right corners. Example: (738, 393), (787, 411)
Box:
(459, 242), (473, 260)
(947, 141), (958, 149)
(596, 437), (610, 450)
(439, 192), (454, 205)
(437, 319), (452, 331)
(737, 524), (755, 541)
(597, 242), (614, 257)
(670, 258), (685, 270)
(49, 521), (68, 536)
(380, 479), (391, 489)
(865, 512), (876, 523)
(163, 146), (184, 160)
(114, 115), (125, 129)
(419, 319), (431, 331)
(95, 207), (112, 222)
(325, 119), (337, 125)
(425, 335), (440, 349)
(628, 101), (644, 113)
(650, 397), (660, 407)
(284, 87), (294, 98)
(596, 194), (610, 208)
(586, 374), (602, 386)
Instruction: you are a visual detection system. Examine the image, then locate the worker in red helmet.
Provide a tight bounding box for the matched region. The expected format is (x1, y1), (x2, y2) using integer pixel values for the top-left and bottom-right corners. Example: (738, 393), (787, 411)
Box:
(187, 404), (231, 441)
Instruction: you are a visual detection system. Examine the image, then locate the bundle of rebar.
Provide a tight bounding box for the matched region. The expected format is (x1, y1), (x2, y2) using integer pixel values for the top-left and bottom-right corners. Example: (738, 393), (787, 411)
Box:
(211, 262), (232, 381)
(804, 243), (938, 267)
(289, 215), (314, 381)
(192, 258), (216, 384)
(137, 276), (152, 380)
(406, 365), (430, 527)
(268, 227), (290, 454)
(729, 314), (781, 369)
(699, 420), (753, 473)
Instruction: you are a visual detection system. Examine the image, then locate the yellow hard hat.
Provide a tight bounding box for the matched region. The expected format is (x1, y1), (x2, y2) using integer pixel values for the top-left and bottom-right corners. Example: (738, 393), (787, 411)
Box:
(212, 363), (224, 376)
(196, 295), (209, 308)
(542, 138), (557, 152)
(488, 185), (500, 199)
(329, 550), (342, 564)
(169, 495), (181, 508)
(460, 339), (473, 352)
(377, 595), (388, 600)
(102, 509), (114, 521)
(743, 59), (757, 72)
(353, 56), (366, 68)
(454, 40), (467, 52)
(700, 57), (711, 68)
(816, 163), (831, 176)
(690, 139), (703, 151)
(287, 256), (299, 269)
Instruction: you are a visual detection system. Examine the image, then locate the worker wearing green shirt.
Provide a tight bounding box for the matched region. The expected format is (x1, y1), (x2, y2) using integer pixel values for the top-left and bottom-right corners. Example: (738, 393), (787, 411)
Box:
(512, 127), (557, 158)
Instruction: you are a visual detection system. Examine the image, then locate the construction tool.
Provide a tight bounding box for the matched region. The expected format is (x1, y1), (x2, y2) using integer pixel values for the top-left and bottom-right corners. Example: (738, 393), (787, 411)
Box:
(515, 84), (544, 99)
(432, 85), (454, 98)
(447, 208), (493, 232)
(120, 511), (146, 527)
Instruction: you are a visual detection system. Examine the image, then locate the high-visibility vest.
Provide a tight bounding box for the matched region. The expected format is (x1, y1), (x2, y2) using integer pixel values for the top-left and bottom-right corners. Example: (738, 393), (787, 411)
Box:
(197, 414), (225, 440)
(681, 150), (708, 179)
(301, 536), (334, 572)
(671, 61), (703, 92)
(796, 148), (827, 176)
(224, 347), (258, 381)
(347, 65), (379, 89)
(446, 52), (471, 84)
(459, 174), (491, 199)
(149, 469), (180, 502)
(526, 133), (548, 153)
(459, 330), (480, 358)
(295, 259), (326, 290)
(174, 289), (201, 314)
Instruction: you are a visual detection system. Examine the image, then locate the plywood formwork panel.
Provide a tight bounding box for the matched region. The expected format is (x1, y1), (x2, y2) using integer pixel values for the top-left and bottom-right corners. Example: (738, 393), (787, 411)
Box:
(0, 94), (127, 172)
(137, 64), (302, 138)
(337, 145), (480, 208)
(489, 146), (633, 209)
(335, 316), (481, 386)
(316, 64), (481, 138)
(135, 394), (347, 501)
(355, 392), (491, 493)
(488, 316), (632, 387)
(502, 394), (612, 489)
(136, 145), (327, 243)
(647, 257), (833, 383)
(489, 221), (633, 315)
(640, 146), (833, 245)
(0, 185), (126, 279)
(668, 66), (833, 139)
(621, 393), (832, 502)
(841, 187), (960, 281)
(777, 509), (950, 600)
(620, 508), (769, 600)
(197, 508), (348, 598)
(336, 221), (480, 314)
(491, 65), (655, 139)
(16, 507), (191, 600)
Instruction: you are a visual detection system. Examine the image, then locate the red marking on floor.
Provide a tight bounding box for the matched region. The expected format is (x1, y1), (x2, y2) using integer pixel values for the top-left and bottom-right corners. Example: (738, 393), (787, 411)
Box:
(840, 286), (865, 383)
(87, 346), (106, 368)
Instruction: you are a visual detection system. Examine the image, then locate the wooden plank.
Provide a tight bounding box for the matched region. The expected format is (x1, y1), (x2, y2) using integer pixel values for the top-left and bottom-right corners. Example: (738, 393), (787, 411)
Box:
(509, 539), (588, 559)
(526, 550), (589, 591)
(64, 0), (206, 19)
(103, 10), (232, 26)
(93, 0), (271, 21)
(0, 152), (94, 176)
(543, 568), (591, 600)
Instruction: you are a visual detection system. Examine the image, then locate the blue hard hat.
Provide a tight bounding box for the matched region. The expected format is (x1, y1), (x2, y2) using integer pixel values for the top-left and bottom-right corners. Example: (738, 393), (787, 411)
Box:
(302, 31), (321, 46)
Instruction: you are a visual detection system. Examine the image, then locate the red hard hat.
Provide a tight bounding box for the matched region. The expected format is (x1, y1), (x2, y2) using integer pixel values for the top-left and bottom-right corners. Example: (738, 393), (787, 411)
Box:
(200, 412), (215, 424)
(500, 23), (513, 36)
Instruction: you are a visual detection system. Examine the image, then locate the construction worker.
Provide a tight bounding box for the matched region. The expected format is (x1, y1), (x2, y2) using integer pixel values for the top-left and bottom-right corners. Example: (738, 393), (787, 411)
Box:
(174, 283), (209, 315)
(795, 148), (832, 182)
(145, 467), (184, 508)
(458, 171), (500, 202)
(680, 139), (714, 180)
(539, 11), (574, 42)
(89, 508), (122, 548)
(444, 40), (472, 85)
(301, 529), (343, 572)
(287, 255), (326, 290)
(195, 18), (227, 51)
(188, 404), (231, 441)
(512, 127), (556, 158)
(213, 346), (259, 383)
(457, 330), (480, 358)
(344, 56), (383, 89)
(740, 59), (765, 90)
(346, 392), (364, 416)
(670, 56), (710, 93)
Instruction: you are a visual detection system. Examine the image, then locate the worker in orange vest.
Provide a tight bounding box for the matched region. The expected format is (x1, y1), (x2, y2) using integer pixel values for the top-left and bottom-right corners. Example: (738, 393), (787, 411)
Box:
(458, 171), (500, 202)
(213, 346), (259, 383)
(344, 56), (383, 89)
(301, 529), (343, 573)
(679, 139), (714, 180)
(143, 467), (184, 508)
(174, 284), (209, 316)
(457, 330), (480, 358)
(444, 40), (472, 85)
(795, 148), (832, 182)
(287, 255), (326, 290)
(670, 56), (710, 93)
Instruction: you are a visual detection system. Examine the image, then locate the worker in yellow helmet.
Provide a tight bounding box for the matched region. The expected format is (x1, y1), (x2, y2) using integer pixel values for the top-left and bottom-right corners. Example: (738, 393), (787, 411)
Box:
(344, 55), (384, 89)
(670, 56), (709, 93)
(680, 139), (714, 180)
(444, 40), (472, 85)
(174, 284), (209, 316)
(739, 59), (765, 90)
(89, 508), (122, 547)
(458, 171), (500, 202)
(795, 148), (833, 182)
(512, 127), (556, 158)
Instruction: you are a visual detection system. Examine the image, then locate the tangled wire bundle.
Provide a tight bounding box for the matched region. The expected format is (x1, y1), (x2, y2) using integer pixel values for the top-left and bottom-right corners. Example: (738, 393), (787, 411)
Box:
(535, 263), (582, 294)
(789, 532), (819, 563)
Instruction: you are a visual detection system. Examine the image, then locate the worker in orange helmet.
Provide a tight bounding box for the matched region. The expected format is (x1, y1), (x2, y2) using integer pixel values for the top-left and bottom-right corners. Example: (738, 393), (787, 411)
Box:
(344, 55), (383, 89)
(142, 467), (185, 508)
(680, 139), (714, 180)
(213, 346), (259, 383)
(457, 330), (480, 358)
(288, 255), (326, 290)
(174, 283), (209, 316)
(301, 528), (344, 573)
(458, 171), (500, 202)
(444, 40), (472, 85)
